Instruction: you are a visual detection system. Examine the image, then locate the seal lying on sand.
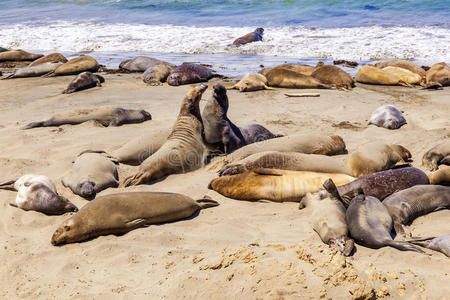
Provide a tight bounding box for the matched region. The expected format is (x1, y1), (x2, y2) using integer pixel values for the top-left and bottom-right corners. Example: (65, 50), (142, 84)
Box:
(299, 190), (354, 256)
(428, 166), (450, 186)
(142, 64), (175, 85)
(233, 28), (264, 46)
(123, 84), (208, 186)
(381, 66), (422, 85)
(355, 65), (409, 86)
(259, 64), (315, 77)
(346, 142), (411, 177)
(409, 235), (450, 257)
(29, 53), (67, 67)
(229, 73), (273, 92)
(0, 47), (9, 53)
(62, 72), (105, 94)
(62, 151), (119, 199)
(368, 105), (406, 130)
(264, 68), (333, 89)
(0, 49), (43, 62)
(22, 107), (151, 129)
(311, 64), (355, 89)
(2, 61), (62, 79)
(167, 63), (214, 86)
(324, 167), (429, 207)
(119, 56), (175, 72)
(0, 174), (77, 215)
(422, 141), (450, 171)
(43, 55), (99, 77)
(345, 194), (424, 253)
(382, 185), (450, 237)
(51, 192), (219, 245)
(425, 62), (450, 87)
(375, 60), (426, 78)
(209, 168), (354, 202)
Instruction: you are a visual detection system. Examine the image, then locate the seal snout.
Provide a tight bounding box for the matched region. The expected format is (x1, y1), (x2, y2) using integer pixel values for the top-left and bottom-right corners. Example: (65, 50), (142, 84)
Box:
(79, 181), (96, 199)
(199, 83), (208, 92)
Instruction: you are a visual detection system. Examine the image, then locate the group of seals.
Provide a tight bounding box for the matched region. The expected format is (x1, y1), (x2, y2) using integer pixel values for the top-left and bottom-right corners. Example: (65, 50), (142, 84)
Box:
(233, 28), (264, 46)
(62, 71), (105, 94)
(368, 105), (406, 129)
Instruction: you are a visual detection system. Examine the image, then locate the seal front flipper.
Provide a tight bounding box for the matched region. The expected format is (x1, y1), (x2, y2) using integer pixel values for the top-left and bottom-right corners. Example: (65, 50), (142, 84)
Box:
(195, 196), (219, 209)
(21, 121), (45, 130)
(125, 218), (148, 229)
(0, 179), (17, 191)
(253, 168), (283, 176)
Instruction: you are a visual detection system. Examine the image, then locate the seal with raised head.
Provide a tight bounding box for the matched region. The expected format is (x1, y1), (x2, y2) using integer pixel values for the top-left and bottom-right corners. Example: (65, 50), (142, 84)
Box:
(345, 194), (424, 252)
(409, 235), (450, 257)
(264, 68), (333, 89)
(123, 84), (208, 186)
(167, 63), (214, 86)
(2, 61), (62, 79)
(142, 64), (175, 86)
(208, 168), (354, 202)
(299, 189), (354, 256)
(29, 53), (68, 67)
(374, 60), (426, 78)
(22, 107), (151, 129)
(62, 150), (119, 199)
(382, 185), (450, 237)
(346, 142), (411, 177)
(428, 166), (450, 186)
(259, 64), (315, 77)
(0, 49), (43, 62)
(368, 104), (406, 129)
(355, 65), (408, 86)
(381, 66), (422, 85)
(311, 64), (355, 90)
(119, 56), (175, 72)
(233, 28), (264, 46)
(422, 141), (450, 171)
(0, 174), (77, 215)
(43, 55), (99, 77)
(425, 62), (450, 87)
(62, 71), (105, 94)
(229, 73), (273, 92)
(51, 192), (219, 245)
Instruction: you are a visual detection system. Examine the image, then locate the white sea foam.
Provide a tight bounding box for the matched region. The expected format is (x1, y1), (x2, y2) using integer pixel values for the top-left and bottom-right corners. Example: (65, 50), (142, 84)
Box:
(1, 22), (449, 64)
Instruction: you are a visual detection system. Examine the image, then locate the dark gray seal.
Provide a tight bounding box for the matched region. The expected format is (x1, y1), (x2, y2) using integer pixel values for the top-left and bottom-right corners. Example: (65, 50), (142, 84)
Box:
(62, 71), (105, 94)
(233, 28), (264, 46)
(409, 235), (450, 257)
(368, 105), (406, 129)
(167, 63), (214, 86)
(119, 56), (175, 72)
(0, 47), (9, 53)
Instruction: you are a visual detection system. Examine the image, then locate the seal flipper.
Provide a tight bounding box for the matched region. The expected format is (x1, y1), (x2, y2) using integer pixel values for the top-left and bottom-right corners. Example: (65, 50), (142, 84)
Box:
(441, 155), (450, 165)
(0, 179), (17, 191)
(196, 195), (219, 209)
(323, 178), (342, 201)
(386, 240), (425, 253)
(253, 168), (283, 176)
(1, 74), (15, 80)
(21, 121), (45, 130)
(125, 218), (148, 229)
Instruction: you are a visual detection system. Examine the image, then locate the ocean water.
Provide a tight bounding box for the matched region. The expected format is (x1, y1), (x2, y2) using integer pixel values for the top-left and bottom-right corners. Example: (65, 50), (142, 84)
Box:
(1, 0), (449, 76)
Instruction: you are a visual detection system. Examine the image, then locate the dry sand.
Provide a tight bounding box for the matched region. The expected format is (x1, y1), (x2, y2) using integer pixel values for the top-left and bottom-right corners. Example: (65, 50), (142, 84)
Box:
(0, 73), (449, 299)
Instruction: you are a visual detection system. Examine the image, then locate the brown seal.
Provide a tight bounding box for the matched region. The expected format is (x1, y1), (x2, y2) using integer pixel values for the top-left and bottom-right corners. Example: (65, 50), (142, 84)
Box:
(422, 141), (450, 171)
(43, 55), (100, 77)
(22, 107), (151, 129)
(229, 73), (273, 92)
(123, 84), (208, 186)
(51, 192), (219, 245)
(425, 62), (450, 87)
(381, 66), (423, 85)
(428, 166), (450, 186)
(355, 65), (409, 86)
(167, 63), (214, 86)
(29, 53), (68, 67)
(374, 60), (426, 78)
(264, 68), (333, 89)
(259, 63), (315, 77)
(119, 56), (175, 72)
(233, 28), (264, 46)
(62, 71), (105, 94)
(0, 49), (43, 62)
(142, 64), (175, 86)
(311, 64), (355, 89)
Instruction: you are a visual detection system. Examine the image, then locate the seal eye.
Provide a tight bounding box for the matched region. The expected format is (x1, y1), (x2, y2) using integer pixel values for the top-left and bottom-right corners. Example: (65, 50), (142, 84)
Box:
(64, 225), (71, 231)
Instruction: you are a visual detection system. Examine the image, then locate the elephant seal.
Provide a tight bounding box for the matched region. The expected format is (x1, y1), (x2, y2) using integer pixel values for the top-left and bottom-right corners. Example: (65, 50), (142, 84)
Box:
(167, 63), (214, 86)
(324, 167), (429, 207)
(2, 61), (62, 79)
(311, 65), (355, 89)
(409, 235), (450, 257)
(142, 64), (175, 86)
(375, 60), (426, 78)
(0, 49), (43, 62)
(0, 174), (77, 215)
(299, 190), (354, 256)
(111, 128), (171, 165)
(345, 194), (424, 252)
(219, 151), (352, 176)
(22, 107), (151, 129)
(233, 28), (264, 46)
(422, 141), (450, 171)
(264, 68), (333, 89)
(51, 192), (219, 245)
(368, 105), (406, 129)
(259, 64), (315, 77)
(43, 55), (99, 77)
(62, 72), (105, 94)
(425, 62), (450, 87)
(428, 166), (450, 186)
(0, 47), (9, 52)
(123, 84), (208, 186)
(347, 142), (411, 177)
(62, 151), (119, 199)
(381, 66), (422, 85)
(382, 185), (450, 237)
(209, 168), (354, 202)
(355, 65), (409, 86)
(119, 56), (175, 72)
(29, 53), (68, 67)
(230, 73), (273, 92)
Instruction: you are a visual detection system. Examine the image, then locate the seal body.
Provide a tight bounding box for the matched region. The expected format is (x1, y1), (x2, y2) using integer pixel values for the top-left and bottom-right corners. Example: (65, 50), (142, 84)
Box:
(29, 53), (67, 67)
(233, 28), (264, 46)
(260, 64), (315, 77)
(429, 166), (450, 186)
(382, 185), (450, 237)
(3, 61), (62, 79)
(422, 141), (450, 171)
(345, 194), (423, 252)
(375, 60), (426, 78)
(355, 65), (407, 86)
(368, 105), (406, 129)
(0, 174), (77, 215)
(45, 55), (99, 76)
(142, 64), (175, 85)
(22, 107), (151, 129)
(123, 84), (208, 186)
(62, 151), (119, 199)
(51, 192), (219, 245)
(209, 168), (355, 202)
(0, 49), (43, 62)
(311, 65), (355, 89)
(119, 56), (175, 72)
(265, 68), (332, 89)
(230, 73), (272, 92)
(167, 63), (213, 86)
(410, 235), (450, 257)
(382, 66), (422, 85)
(426, 62), (450, 87)
(62, 71), (105, 94)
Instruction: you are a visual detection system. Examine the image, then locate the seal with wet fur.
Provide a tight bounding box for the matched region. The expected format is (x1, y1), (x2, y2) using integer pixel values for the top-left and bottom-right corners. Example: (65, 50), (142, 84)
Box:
(51, 192), (219, 245)
(233, 28), (264, 46)
(368, 105), (406, 129)
(2, 61), (62, 79)
(62, 71), (105, 94)
(43, 55), (99, 77)
(229, 73), (273, 92)
(409, 234), (450, 257)
(0, 49), (43, 62)
(422, 141), (450, 171)
(29, 53), (67, 67)
(167, 63), (214, 86)
(0, 174), (77, 215)
(142, 64), (175, 86)
(265, 68), (333, 89)
(311, 64), (355, 89)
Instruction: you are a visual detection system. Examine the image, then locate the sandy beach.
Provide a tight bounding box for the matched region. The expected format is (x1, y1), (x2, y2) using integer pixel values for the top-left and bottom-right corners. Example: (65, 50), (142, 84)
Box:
(0, 73), (449, 299)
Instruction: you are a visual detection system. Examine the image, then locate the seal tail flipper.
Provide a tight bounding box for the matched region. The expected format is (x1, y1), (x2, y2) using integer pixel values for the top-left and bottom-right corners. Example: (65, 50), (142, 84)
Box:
(263, 85), (275, 90)
(322, 178), (345, 203)
(196, 195), (219, 209)
(0, 179), (17, 191)
(21, 121), (44, 130)
(386, 240), (425, 253)
(1, 74), (15, 80)
(41, 71), (56, 78)
(398, 80), (413, 88)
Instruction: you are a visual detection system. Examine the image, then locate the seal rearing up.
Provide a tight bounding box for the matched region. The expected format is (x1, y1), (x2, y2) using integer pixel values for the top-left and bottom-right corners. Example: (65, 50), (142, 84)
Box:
(123, 84), (208, 186)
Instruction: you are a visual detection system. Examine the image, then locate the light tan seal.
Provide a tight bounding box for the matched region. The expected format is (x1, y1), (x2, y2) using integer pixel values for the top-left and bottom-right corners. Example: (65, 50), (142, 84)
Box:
(311, 64), (355, 89)
(123, 84), (208, 186)
(425, 62), (450, 87)
(428, 166), (450, 186)
(208, 168), (354, 202)
(0, 49), (43, 62)
(374, 60), (426, 78)
(229, 73), (273, 92)
(29, 53), (68, 67)
(259, 64), (315, 77)
(381, 66), (423, 85)
(264, 68), (332, 89)
(422, 141), (450, 171)
(62, 71), (105, 94)
(142, 64), (175, 86)
(51, 192), (219, 245)
(355, 65), (409, 86)
(43, 55), (99, 77)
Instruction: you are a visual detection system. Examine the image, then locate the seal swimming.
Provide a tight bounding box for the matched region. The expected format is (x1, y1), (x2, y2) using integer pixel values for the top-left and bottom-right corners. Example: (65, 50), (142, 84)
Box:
(62, 72), (105, 94)
(233, 28), (264, 46)
(167, 63), (214, 86)
(51, 192), (219, 245)
(368, 105), (407, 129)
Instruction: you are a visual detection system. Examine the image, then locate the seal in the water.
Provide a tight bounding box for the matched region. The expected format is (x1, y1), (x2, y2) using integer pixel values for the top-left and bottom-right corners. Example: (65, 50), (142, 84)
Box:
(382, 185), (450, 237)
(208, 168), (354, 202)
(122, 84), (208, 186)
(299, 189), (354, 256)
(428, 166), (450, 186)
(409, 234), (450, 257)
(425, 62), (450, 87)
(347, 142), (411, 177)
(29, 53), (68, 67)
(142, 64), (175, 85)
(22, 107), (151, 129)
(381, 66), (422, 85)
(323, 167), (429, 207)
(311, 64), (355, 90)
(229, 73), (273, 92)
(62, 71), (105, 94)
(2, 61), (62, 79)
(62, 151), (119, 199)
(0, 49), (43, 62)
(119, 56), (175, 72)
(167, 63), (214, 86)
(375, 60), (426, 78)
(345, 194), (424, 252)
(233, 28), (264, 46)
(0, 174), (77, 215)
(51, 192), (219, 245)
(43, 55), (100, 77)
(422, 141), (450, 171)
(368, 104), (406, 129)
(259, 64), (315, 77)
(264, 68), (333, 89)
(355, 65), (409, 86)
